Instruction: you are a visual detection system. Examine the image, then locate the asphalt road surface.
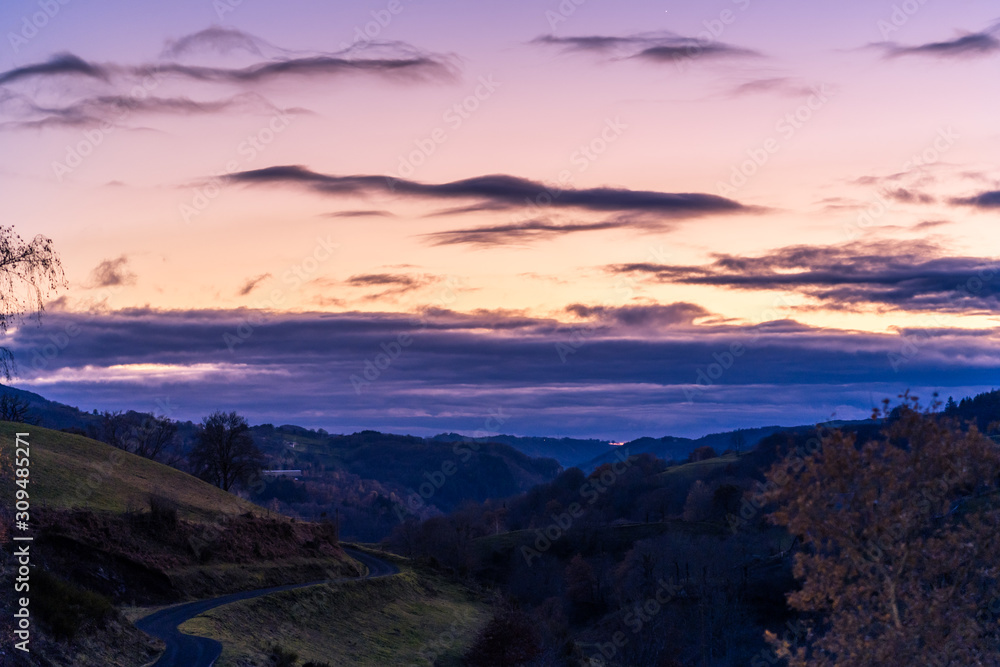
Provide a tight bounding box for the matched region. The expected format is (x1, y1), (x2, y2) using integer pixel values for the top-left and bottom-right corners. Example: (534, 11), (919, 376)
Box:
(135, 548), (400, 667)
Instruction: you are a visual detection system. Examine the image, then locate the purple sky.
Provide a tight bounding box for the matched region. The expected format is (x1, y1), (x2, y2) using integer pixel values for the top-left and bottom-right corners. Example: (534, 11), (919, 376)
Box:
(1, 1), (998, 439)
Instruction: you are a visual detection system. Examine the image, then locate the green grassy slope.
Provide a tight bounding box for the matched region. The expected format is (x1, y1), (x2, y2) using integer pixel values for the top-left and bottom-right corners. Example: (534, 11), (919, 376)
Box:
(0, 421), (262, 522)
(657, 451), (745, 482)
(180, 564), (488, 667)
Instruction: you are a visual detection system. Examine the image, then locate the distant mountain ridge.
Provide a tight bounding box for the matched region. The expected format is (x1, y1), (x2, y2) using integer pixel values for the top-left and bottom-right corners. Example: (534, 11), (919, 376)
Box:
(427, 432), (611, 467)
(5, 383), (1000, 543)
(6, 382), (997, 481)
(253, 426), (561, 513)
(0, 383), (103, 431)
(0, 384), (781, 469)
(576, 426), (787, 472)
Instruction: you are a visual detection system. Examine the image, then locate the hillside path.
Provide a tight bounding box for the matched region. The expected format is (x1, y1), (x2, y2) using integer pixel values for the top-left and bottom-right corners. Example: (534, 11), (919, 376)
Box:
(135, 548), (399, 667)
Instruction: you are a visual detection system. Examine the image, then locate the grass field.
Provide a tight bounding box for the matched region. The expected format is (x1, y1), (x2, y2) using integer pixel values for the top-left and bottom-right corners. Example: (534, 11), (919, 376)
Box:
(0, 421), (262, 522)
(167, 556), (364, 600)
(658, 451), (745, 481)
(180, 565), (488, 667)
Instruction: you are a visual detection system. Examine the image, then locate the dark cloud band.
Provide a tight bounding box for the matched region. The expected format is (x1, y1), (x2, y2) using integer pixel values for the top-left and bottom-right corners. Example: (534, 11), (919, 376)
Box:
(9, 307), (1000, 439)
(227, 166), (752, 229)
(531, 32), (761, 63)
(611, 241), (1000, 312)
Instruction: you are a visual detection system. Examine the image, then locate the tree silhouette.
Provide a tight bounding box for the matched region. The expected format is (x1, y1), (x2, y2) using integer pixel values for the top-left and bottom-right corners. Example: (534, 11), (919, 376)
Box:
(100, 410), (177, 462)
(763, 398), (1000, 666)
(189, 411), (264, 491)
(731, 428), (748, 454)
(0, 226), (66, 378)
(565, 553), (601, 620)
(0, 392), (34, 423)
(465, 597), (542, 667)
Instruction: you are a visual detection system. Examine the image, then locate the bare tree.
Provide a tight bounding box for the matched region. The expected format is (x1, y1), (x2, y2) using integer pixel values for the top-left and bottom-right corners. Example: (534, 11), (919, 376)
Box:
(0, 226), (66, 379)
(130, 414), (177, 462)
(100, 410), (132, 449)
(0, 392), (34, 424)
(189, 410), (264, 491)
(731, 428), (748, 454)
(99, 410), (179, 462)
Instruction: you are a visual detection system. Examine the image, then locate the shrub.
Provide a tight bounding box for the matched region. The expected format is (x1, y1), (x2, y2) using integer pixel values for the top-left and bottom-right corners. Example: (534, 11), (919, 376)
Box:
(148, 493), (179, 531)
(33, 569), (113, 640)
(269, 643), (299, 667)
(687, 445), (717, 463)
(465, 599), (541, 667)
(681, 480), (714, 522)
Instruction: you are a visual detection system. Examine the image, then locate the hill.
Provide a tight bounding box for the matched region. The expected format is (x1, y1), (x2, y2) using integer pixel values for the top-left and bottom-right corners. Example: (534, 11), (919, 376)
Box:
(577, 425), (785, 472)
(0, 421), (260, 522)
(428, 432), (612, 467)
(944, 387), (1000, 433)
(324, 430), (562, 507)
(0, 384), (103, 431)
(7, 383), (994, 547)
(388, 402), (1000, 664)
(0, 387), (567, 541)
(248, 427), (563, 540)
(0, 421), (360, 666)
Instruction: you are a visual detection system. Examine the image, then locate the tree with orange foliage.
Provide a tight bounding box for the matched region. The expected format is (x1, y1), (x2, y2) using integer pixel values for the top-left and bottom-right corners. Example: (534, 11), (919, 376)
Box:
(762, 396), (1000, 666)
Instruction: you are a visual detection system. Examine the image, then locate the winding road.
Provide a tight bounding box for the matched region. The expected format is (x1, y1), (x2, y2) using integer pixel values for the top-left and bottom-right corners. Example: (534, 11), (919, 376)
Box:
(135, 548), (400, 667)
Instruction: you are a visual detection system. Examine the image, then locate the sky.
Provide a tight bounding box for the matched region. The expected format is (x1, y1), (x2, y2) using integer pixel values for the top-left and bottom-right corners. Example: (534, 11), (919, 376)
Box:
(0, 0), (998, 440)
